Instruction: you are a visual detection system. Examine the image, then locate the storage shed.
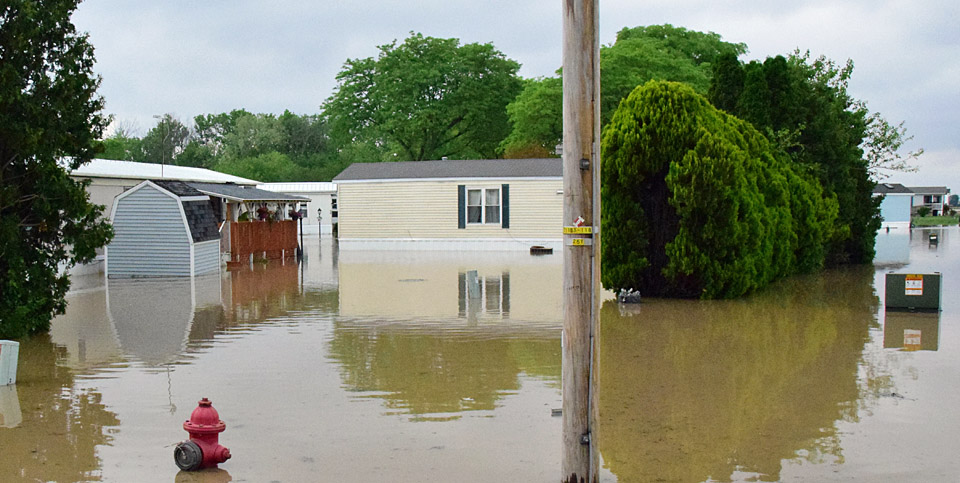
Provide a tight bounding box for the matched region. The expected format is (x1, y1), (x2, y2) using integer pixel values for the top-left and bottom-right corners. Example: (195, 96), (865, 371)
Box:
(106, 180), (220, 278)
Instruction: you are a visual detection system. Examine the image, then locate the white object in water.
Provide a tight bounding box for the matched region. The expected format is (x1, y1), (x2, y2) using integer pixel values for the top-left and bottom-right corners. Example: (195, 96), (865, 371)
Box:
(0, 340), (19, 386)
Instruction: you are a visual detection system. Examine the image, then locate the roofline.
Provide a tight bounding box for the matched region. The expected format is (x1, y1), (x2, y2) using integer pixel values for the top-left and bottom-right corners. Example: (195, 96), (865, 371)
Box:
(335, 176), (563, 184)
(73, 172), (259, 185)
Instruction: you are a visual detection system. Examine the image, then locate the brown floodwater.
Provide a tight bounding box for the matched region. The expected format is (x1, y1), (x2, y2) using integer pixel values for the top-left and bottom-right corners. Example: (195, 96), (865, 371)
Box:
(1, 227), (957, 482)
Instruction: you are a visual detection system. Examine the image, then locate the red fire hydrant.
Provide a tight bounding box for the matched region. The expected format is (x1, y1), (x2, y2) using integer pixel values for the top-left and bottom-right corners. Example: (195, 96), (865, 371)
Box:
(174, 398), (231, 471)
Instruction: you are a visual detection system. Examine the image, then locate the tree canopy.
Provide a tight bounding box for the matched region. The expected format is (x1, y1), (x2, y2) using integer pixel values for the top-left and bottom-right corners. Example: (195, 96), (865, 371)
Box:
(708, 52), (913, 263)
(500, 24), (746, 157)
(0, 0), (114, 339)
(324, 32), (523, 161)
(601, 81), (838, 299)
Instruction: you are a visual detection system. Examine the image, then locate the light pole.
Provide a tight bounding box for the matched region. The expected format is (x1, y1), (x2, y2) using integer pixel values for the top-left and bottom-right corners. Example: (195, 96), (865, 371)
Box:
(152, 114), (169, 178)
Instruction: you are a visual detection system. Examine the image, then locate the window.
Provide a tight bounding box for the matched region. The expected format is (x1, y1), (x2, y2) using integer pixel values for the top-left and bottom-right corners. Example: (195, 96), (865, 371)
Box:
(466, 188), (500, 224)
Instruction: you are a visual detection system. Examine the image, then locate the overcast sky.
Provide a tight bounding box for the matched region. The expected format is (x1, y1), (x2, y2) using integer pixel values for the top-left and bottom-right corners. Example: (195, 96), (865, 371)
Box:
(72, 0), (958, 189)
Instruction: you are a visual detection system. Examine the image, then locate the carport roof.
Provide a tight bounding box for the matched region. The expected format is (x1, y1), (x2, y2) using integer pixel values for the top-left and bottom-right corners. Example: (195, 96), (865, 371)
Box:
(187, 182), (309, 202)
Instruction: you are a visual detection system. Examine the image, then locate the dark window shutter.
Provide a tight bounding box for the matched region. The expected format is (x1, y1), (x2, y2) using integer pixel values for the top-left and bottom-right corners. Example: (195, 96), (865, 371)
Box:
(458, 185), (466, 229)
(501, 184), (510, 228)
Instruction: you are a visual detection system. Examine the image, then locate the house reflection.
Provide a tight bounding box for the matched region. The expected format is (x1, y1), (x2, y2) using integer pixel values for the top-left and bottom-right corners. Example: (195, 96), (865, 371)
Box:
(874, 229), (911, 266)
(884, 311), (940, 351)
(0, 334), (119, 482)
(331, 250), (562, 418)
(596, 266), (880, 483)
(338, 250), (561, 324)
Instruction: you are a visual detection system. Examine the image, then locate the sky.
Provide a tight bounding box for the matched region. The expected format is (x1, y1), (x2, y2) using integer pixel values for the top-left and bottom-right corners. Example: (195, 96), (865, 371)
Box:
(72, 0), (959, 191)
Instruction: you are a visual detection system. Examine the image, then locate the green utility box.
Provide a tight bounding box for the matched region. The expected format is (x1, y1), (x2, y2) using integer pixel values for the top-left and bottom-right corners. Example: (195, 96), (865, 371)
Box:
(885, 273), (942, 311)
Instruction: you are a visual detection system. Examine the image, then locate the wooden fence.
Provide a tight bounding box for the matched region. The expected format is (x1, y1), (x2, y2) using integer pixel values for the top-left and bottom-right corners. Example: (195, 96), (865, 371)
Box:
(228, 220), (298, 262)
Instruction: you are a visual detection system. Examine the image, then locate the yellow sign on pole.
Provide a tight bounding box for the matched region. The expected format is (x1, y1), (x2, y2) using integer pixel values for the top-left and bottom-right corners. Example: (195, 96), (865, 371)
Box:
(563, 226), (593, 235)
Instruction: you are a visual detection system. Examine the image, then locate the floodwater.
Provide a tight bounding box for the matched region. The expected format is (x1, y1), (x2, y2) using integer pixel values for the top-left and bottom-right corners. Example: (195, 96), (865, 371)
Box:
(1, 227), (957, 482)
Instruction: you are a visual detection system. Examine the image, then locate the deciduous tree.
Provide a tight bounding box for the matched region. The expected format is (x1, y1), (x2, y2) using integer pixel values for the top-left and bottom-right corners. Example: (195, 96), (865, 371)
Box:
(324, 33), (523, 161)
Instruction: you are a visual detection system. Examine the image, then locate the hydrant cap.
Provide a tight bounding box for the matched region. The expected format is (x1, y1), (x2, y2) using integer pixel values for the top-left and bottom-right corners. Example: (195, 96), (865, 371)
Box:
(184, 397), (225, 433)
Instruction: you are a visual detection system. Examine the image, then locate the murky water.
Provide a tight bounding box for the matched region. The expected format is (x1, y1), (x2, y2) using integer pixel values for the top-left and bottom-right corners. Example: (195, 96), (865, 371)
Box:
(1, 228), (957, 482)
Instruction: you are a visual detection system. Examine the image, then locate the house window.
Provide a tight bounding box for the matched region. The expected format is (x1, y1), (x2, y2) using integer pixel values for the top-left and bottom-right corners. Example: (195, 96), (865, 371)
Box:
(466, 188), (500, 224)
(924, 195), (941, 204)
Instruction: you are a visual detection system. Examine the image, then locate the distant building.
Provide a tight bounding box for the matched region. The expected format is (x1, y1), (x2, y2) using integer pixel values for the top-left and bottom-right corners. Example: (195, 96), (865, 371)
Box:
(906, 186), (950, 216)
(333, 159), (563, 251)
(258, 182), (338, 235)
(872, 183), (914, 230)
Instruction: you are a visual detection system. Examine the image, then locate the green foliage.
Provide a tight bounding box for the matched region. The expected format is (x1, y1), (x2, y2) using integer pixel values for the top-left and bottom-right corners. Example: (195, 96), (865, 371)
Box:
(140, 113), (190, 165)
(501, 24), (746, 156)
(915, 206), (931, 217)
(708, 52), (897, 264)
(912, 214), (958, 227)
(324, 32), (523, 161)
(0, 0), (114, 338)
(99, 128), (142, 161)
(499, 77), (562, 158)
(601, 81), (837, 299)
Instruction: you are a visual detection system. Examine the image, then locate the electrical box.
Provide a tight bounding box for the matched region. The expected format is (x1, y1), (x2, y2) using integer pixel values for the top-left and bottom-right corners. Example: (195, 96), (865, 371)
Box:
(0, 340), (19, 386)
(885, 273), (942, 311)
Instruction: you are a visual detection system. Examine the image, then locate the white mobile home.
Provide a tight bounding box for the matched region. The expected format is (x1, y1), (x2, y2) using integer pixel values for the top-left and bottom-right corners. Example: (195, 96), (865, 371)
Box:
(332, 159), (563, 251)
(106, 180), (220, 278)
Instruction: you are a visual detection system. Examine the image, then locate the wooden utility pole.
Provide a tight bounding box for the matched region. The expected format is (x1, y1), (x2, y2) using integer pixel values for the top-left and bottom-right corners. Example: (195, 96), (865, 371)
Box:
(561, 0), (601, 482)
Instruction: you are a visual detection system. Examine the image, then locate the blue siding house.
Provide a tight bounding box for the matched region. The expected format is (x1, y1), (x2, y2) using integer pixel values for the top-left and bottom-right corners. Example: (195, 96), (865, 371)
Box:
(873, 183), (913, 230)
(106, 180), (221, 278)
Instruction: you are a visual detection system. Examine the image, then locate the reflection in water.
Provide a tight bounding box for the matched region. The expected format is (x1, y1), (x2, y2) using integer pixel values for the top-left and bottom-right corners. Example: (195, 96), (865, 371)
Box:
(883, 311), (941, 351)
(337, 250), (561, 323)
(874, 229), (911, 267)
(0, 334), (119, 482)
(597, 266), (880, 483)
(331, 252), (562, 418)
(329, 326), (559, 418)
(108, 275), (222, 366)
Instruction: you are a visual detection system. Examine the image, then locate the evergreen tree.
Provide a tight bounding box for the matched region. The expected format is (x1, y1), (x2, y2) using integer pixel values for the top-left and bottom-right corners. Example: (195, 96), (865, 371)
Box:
(0, 0), (114, 338)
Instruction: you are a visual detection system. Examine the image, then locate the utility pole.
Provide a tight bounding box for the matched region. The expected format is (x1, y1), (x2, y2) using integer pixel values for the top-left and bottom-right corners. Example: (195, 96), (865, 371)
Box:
(561, 0), (601, 482)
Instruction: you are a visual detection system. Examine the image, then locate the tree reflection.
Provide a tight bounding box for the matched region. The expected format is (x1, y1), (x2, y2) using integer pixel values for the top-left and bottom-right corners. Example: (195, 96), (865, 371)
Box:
(0, 334), (119, 481)
(597, 266), (879, 482)
(328, 324), (559, 417)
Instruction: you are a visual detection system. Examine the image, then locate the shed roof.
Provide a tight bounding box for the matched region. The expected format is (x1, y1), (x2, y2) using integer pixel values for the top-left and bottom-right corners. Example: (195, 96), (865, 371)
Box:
(152, 180), (207, 198)
(70, 158), (258, 185)
(332, 158), (562, 182)
(873, 183), (913, 195)
(187, 182), (309, 202)
(905, 186), (950, 195)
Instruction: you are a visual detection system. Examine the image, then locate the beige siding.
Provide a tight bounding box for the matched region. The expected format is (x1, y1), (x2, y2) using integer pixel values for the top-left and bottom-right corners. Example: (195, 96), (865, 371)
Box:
(338, 179), (562, 240)
(83, 178), (140, 219)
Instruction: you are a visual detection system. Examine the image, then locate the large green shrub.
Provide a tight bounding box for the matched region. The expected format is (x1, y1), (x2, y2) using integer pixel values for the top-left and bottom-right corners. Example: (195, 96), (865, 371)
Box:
(601, 81), (837, 299)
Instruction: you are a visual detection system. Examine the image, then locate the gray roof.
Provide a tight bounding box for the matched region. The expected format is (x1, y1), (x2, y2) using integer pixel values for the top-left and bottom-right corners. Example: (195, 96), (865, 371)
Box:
(153, 180), (206, 197)
(187, 182), (309, 202)
(873, 183), (913, 195)
(332, 158), (563, 182)
(905, 186), (950, 195)
(148, 181), (219, 243)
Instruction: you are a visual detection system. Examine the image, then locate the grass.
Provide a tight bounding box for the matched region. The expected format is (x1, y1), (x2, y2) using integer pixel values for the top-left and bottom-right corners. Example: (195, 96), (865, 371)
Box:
(912, 214), (959, 227)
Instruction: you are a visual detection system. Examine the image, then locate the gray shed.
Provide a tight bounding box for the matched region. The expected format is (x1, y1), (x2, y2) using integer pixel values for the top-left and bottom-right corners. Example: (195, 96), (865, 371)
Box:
(106, 180), (221, 278)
